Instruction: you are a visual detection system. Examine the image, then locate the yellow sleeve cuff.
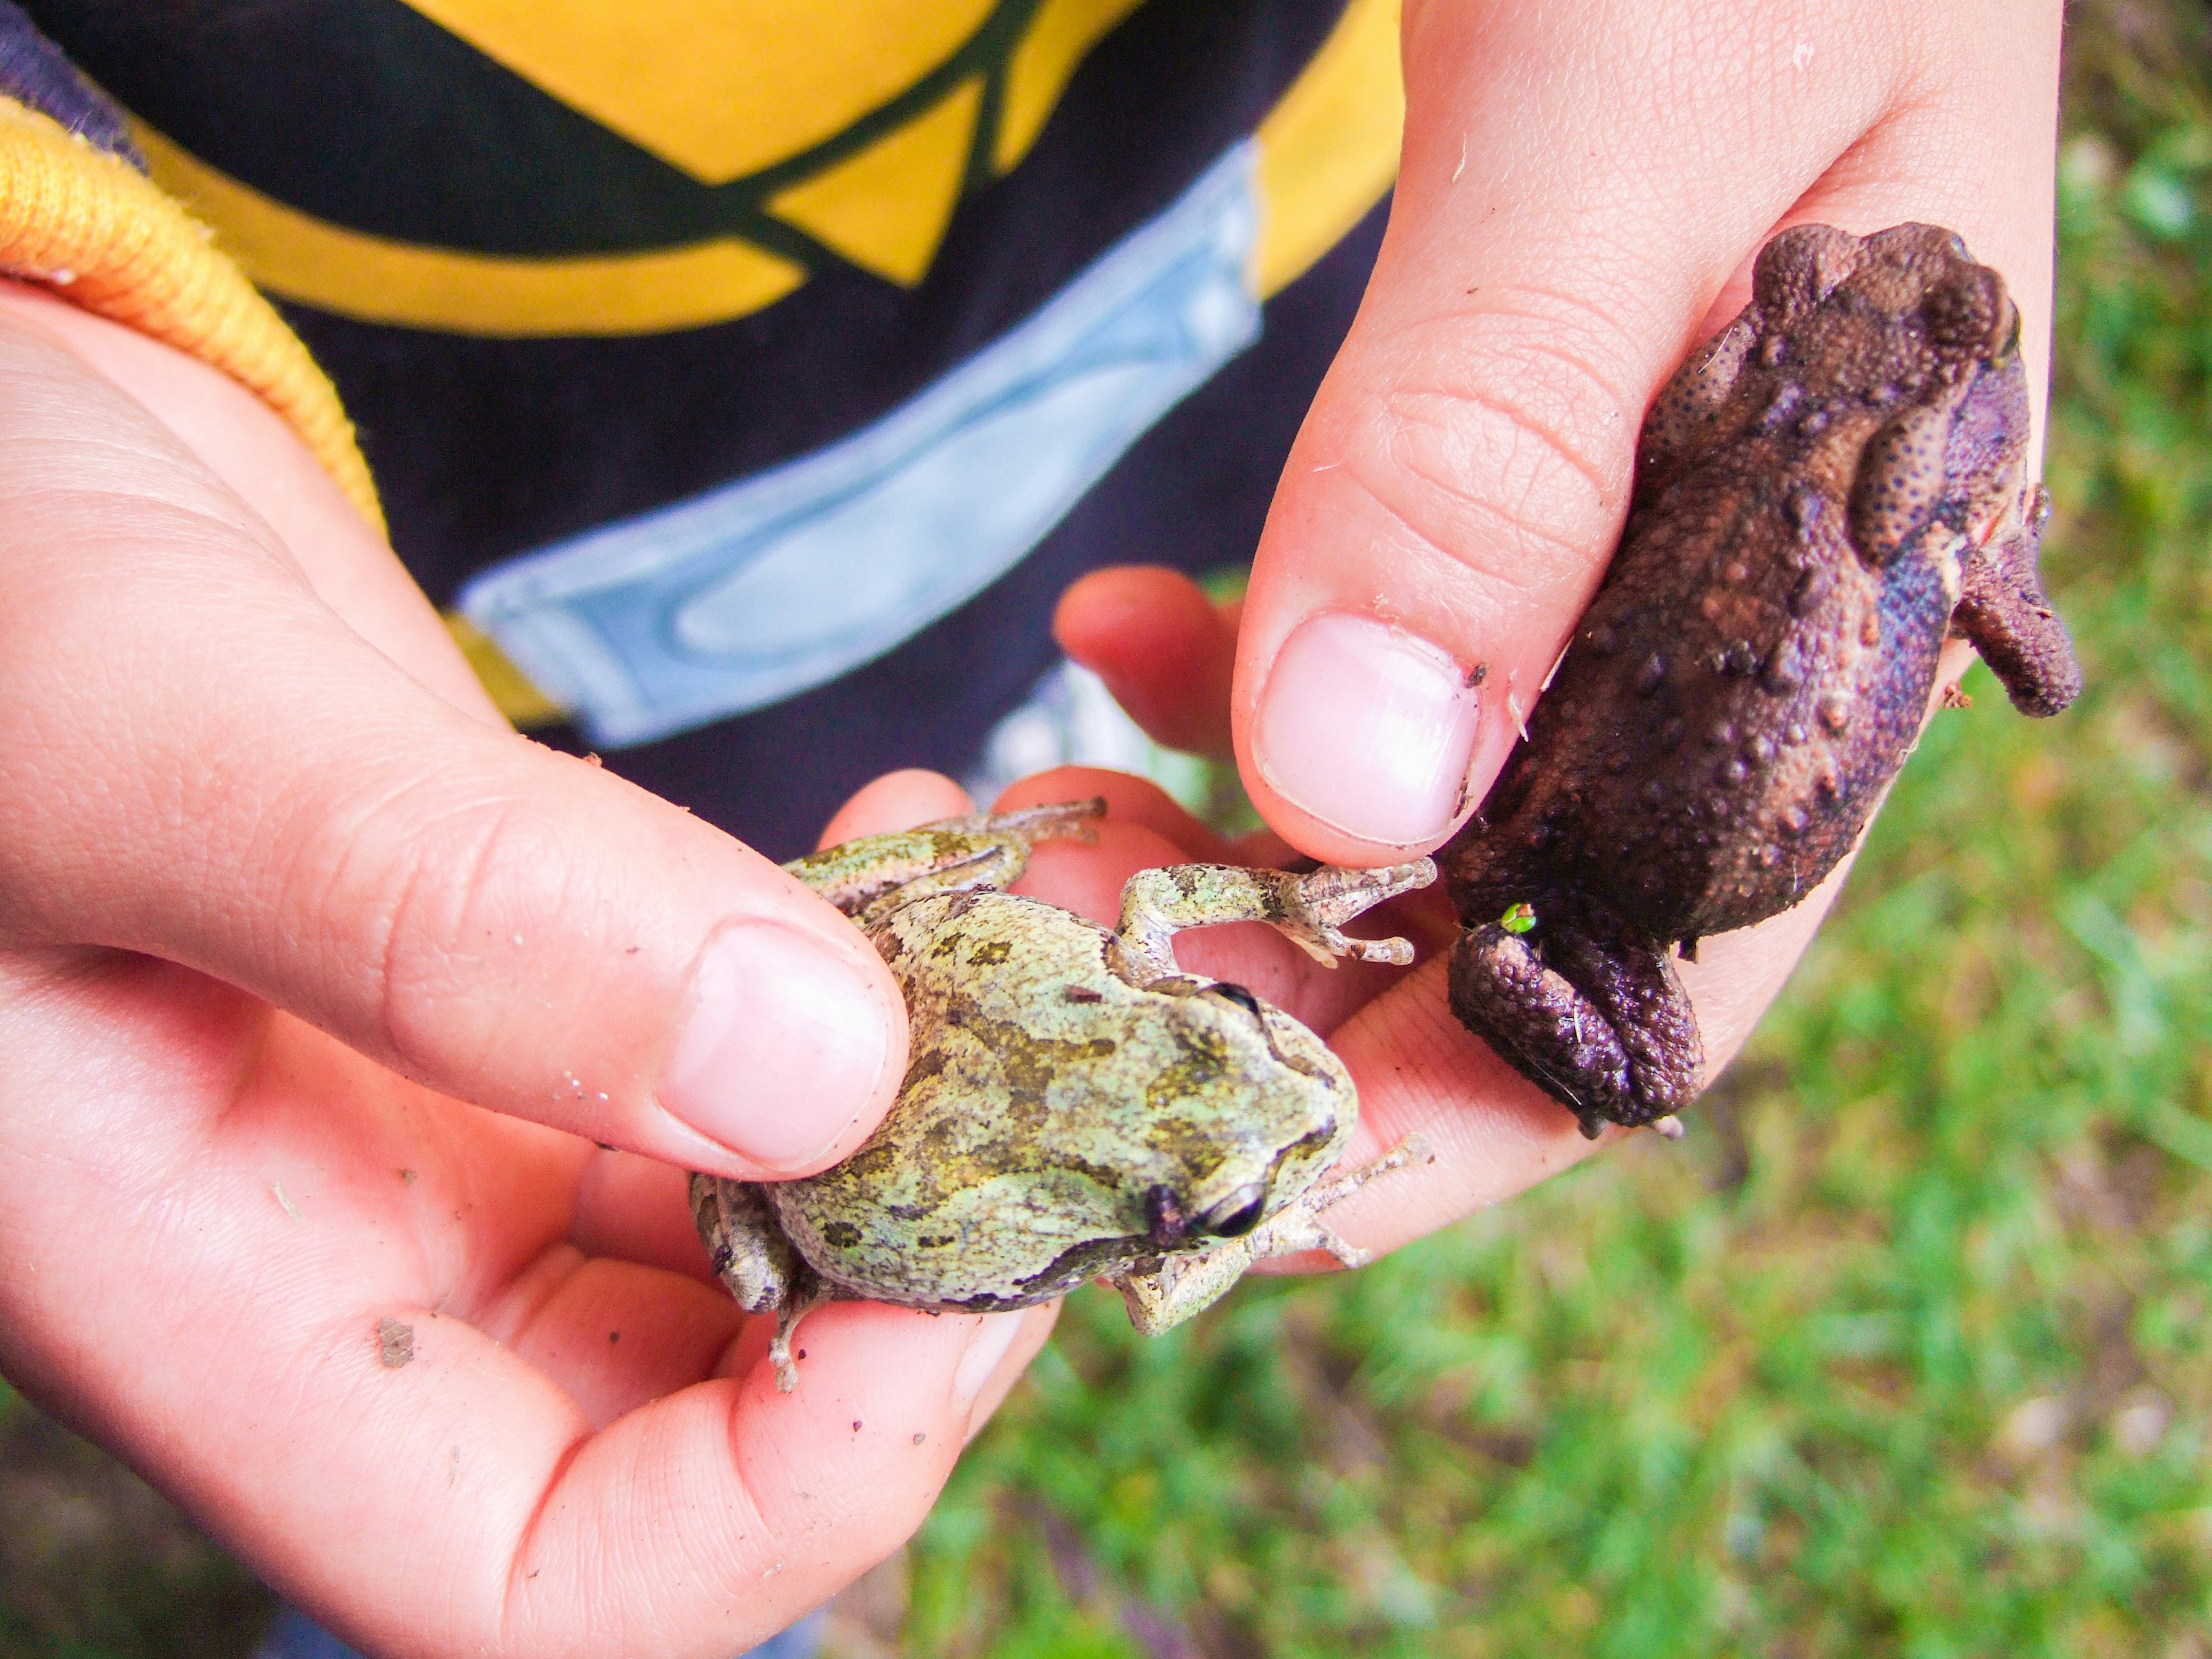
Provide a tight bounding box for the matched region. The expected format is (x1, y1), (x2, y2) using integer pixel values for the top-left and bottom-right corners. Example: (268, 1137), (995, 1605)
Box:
(0, 95), (382, 534)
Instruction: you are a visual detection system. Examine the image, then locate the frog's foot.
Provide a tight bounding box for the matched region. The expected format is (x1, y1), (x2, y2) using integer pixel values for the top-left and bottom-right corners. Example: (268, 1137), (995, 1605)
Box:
(1448, 919), (1701, 1137)
(1952, 484), (2082, 718)
(1285, 1132), (1435, 1268)
(1109, 1135), (1431, 1334)
(1271, 860), (1439, 968)
(766, 1272), (836, 1394)
(1113, 857), (1436, 983)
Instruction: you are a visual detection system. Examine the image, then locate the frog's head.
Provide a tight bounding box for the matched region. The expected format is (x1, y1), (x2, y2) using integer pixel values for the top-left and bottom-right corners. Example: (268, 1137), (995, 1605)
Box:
(1132, 979), (1354, 1252)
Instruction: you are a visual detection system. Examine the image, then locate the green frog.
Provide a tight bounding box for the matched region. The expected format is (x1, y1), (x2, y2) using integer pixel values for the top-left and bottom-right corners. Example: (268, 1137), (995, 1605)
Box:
(691, 801), (1432, 1390)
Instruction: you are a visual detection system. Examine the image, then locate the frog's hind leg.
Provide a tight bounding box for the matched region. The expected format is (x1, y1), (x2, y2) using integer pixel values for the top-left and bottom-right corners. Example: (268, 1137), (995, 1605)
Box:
(1952, 484), (2082, 717)
(691, 1174), (805, 1314)
(1113, 858), (1436, 983)
(1448, 919), (1700, 1137)
(690, 1173), (839, 1392)
(786, 798), (1104, 922)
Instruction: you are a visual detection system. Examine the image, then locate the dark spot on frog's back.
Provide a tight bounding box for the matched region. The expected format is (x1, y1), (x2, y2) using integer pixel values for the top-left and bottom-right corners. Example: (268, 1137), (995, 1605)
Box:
(821, 1221), (862, 1248)
(966, 938), (1012, 967)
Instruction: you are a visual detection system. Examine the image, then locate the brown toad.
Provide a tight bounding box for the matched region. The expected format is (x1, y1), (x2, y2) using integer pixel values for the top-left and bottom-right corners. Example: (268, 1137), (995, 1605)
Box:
(1444, 223), (2081, 1138)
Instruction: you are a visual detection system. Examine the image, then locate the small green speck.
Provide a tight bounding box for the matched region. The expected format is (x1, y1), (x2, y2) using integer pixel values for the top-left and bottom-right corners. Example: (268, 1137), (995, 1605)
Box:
(1500, 902), (1537, 934)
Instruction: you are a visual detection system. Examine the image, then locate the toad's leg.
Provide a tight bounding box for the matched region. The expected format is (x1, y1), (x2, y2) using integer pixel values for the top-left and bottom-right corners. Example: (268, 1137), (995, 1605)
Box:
(1952, 485), (2083, 717)
(1448, 919), (1700, 1137)
(1111, 1135), (1433, 1334)
(690, 1173), (834, 1392)
(1112, 858), (1436, 984)
(783, 799), (1103, 922)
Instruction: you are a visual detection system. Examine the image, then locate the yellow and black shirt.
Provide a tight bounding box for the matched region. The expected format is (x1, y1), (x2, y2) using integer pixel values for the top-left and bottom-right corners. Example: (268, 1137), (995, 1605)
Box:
(0, 0), (1402, 854)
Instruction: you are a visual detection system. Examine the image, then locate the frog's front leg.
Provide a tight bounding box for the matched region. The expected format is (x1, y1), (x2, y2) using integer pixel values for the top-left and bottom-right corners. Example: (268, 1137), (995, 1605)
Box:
(690, 1173), (835, 1392)
(1112, 858), (1436, 984)
(1446, 911), (1700, 1137)
(1110, 1135), (1433, 1332)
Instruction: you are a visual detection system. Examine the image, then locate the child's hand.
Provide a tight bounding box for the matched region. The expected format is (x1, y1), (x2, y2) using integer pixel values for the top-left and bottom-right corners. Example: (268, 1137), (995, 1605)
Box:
(1055, 0), (2065, 1251)
(0, 294), (1050, 1657)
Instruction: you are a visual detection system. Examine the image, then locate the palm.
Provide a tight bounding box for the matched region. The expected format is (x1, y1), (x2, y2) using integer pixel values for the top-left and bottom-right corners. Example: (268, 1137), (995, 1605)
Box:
(0, 945), (1036, 1659)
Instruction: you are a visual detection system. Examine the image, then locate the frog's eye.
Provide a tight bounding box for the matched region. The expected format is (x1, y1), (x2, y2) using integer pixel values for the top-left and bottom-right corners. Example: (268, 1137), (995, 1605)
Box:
(1207, 982), (1264, 1017)
(1198, 1184), (1268, 1238)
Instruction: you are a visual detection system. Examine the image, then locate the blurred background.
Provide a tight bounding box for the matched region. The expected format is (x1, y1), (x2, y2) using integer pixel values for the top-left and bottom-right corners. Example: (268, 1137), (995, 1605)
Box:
(7, 1), (2210, 1652)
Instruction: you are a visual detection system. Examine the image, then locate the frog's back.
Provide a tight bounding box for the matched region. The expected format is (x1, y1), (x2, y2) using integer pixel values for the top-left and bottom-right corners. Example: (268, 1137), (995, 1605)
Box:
(770, 890), (1349, 1309)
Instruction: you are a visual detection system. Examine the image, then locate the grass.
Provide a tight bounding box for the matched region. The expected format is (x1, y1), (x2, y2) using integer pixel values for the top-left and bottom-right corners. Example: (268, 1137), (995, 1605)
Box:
(902, 6), (2212, 1654)
(6, 2), (2211, 1654)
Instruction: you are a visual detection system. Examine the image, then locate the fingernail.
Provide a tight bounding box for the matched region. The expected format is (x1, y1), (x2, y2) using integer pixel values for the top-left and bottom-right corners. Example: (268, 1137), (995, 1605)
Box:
(1254, 612), (1482, 846)
(952, 1311), (1029, 1412)
(662, 922), (895, 1171)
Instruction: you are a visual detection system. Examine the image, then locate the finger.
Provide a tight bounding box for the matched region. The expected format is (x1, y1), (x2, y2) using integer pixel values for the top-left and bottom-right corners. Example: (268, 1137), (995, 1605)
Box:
(569, 770), (990, 1271)
(815, 767), (975, 848)
(0, 982), (1052, 1659)
(1233, 0), (2061, 862)
(994, 764), (1234, 863)
(1313, 853), (1854, 1256)
(214, 1298), (1036, 1659)
(470, 1247), (747, 1430)
(961, 1300), (1060, 1443)
(0, 317), (903, 1180)
(1052, 566), (1238, 757)
(571, 1150), (717, 1279)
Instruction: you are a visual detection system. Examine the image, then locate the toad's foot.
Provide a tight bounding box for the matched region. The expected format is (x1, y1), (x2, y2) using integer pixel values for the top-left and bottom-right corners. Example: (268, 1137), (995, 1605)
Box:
(1111, 1135), (1432, 1334)
(1952, 484), (2082, 718)
(1113, 858), (1437, 984)
(1448, 916), (1701, 1137)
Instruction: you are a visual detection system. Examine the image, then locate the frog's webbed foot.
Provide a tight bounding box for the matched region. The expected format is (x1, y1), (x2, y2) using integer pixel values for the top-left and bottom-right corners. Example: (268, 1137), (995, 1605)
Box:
(787, 798), (1105, 922)
(1951, 484), (2082, 718)
(1110, 1136), (1431, 1334)
(1448, 914), (1701, 1137)
(1113, 858), (1436, 984)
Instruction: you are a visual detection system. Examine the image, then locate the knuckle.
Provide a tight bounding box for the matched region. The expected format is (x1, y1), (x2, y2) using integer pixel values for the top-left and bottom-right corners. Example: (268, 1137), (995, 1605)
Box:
(278, 766), (609, 1082)
(1346, 292), (1646, 599)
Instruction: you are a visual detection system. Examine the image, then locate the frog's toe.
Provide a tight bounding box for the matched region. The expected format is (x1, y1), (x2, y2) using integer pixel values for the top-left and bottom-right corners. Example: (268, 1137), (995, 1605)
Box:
(1293, 858), (1436, 926)
(1328, 930), (1417, 966)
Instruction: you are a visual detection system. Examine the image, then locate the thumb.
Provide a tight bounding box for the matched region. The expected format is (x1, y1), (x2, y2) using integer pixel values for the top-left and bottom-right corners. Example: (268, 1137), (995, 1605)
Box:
(1234, 0), (2058, 861)
(0, 315), (903, 1179)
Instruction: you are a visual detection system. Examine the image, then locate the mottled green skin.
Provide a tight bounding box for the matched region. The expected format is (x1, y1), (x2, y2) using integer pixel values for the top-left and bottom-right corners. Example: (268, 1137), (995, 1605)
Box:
(691, 803), (1433, 1387)
(777, 886), (1351, 1309)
